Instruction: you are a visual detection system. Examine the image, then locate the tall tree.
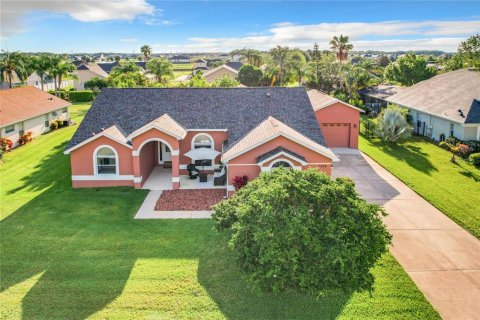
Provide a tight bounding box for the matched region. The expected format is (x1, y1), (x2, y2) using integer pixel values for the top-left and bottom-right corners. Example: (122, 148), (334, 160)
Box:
(286, 50), (307, 85)
(140, 45), (152, 62)
(111, 61), (141, 74)
(30, 54), (52, 90)
(329, 35), (354, 62)
(0, 51), (28, 88)
(384, 54), (436, 86)
(238, 64), (263, 87)
(269, 46), (290, 85)
(458, 34), (480, 69)
(146, 58), (174, 83)
(114, 55), (121, 62)
(49, 56), (76, 96)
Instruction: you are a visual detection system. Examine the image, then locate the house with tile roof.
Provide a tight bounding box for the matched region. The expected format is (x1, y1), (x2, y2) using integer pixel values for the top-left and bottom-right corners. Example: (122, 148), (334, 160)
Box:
(387, 69), (480, 141)
(0, 87), (71, 147)
(64, 87), (362, 194)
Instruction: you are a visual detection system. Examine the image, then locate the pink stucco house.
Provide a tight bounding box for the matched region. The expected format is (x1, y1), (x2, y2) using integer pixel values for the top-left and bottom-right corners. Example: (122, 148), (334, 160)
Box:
(65, 88), (360, 195)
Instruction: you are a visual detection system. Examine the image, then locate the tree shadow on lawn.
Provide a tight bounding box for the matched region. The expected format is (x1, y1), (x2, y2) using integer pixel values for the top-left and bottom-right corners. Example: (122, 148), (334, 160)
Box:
(362, 134), (437, 175)
(197, 238), (351, 320)
(1, 185), (351, 320)
(6, 140), (70, 195)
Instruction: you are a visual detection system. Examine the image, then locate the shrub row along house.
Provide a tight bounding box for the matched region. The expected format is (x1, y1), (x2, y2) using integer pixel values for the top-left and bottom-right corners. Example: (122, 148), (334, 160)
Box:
(0, 87), (71, 148)
(64, 87), (361, 194)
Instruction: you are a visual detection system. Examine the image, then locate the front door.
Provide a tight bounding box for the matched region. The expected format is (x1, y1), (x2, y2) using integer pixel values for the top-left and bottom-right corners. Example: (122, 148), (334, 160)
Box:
(158, 142), (172, 164)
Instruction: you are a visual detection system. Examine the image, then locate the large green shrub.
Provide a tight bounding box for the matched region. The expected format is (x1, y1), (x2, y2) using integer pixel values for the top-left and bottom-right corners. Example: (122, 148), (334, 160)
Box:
(212, 169), (391, 294)
(375, 105), (412, 143)
(68, 90), (93, 102)
(469, 153), (480, 167)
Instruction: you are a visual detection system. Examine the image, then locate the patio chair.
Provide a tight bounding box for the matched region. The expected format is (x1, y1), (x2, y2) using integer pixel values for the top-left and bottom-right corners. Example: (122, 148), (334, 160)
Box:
(214, 166), (227, 186)
(187, 164), (199, 179)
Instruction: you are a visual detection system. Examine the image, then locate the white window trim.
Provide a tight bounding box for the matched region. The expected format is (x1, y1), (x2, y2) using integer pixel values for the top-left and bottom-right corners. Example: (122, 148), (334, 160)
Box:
(191, 132), (214, 150)
(93, 145), (119, 176)
(5, 124), (15, 134)
(261, 158), (301, 172)
(257, 151), (307, 166)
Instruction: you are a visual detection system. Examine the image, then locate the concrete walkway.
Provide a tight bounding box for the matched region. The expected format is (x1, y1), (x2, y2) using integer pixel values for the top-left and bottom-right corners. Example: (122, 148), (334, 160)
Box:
(332, 150), (480, 320)
(134, 190), (212, 219)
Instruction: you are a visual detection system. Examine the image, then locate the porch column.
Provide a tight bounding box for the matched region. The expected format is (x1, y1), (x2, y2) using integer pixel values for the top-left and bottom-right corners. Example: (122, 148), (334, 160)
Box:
(171, 151), (180, 189)
(133, 154), (141, 189)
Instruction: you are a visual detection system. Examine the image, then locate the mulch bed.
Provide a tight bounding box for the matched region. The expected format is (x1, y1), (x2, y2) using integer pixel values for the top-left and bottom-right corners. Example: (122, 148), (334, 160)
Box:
(155, 189), (226, 211)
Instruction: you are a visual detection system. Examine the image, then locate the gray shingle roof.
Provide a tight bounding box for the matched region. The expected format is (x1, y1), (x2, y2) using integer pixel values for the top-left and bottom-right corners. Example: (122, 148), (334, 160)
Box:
(67, 87), (326, 151)
(226, 62), (244, 71)
(387, 69), (480, 124)
(256, 146), (306, 163)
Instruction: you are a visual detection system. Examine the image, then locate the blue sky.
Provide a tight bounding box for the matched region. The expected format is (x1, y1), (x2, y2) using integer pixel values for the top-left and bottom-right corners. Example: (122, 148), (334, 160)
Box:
(1, 1), (479, 53)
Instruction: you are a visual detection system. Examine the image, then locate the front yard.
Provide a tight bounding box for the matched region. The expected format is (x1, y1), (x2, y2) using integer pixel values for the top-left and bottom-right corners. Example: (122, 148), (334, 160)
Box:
(0, 104), (439, 319)
(359, 133), (480, 238)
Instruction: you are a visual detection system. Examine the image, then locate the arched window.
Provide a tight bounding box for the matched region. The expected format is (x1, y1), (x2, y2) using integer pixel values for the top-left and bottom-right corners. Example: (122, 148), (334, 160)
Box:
(95, 146), (118, 175)
(193, 133), (213, 149)
(271, 160), (292, 169)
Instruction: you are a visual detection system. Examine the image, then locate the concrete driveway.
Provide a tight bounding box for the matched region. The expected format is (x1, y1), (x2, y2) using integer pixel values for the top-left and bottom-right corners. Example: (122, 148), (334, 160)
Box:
(332, 149), (480, 320)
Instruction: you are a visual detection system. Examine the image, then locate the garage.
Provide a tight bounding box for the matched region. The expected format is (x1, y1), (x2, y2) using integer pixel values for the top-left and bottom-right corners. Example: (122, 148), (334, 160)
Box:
(321, 123), (351, 147)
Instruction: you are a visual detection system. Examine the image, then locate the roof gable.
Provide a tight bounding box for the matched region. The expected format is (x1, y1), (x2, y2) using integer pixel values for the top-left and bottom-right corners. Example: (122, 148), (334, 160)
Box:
(308, 90), (364, 112)
(222, 116), (338, 162)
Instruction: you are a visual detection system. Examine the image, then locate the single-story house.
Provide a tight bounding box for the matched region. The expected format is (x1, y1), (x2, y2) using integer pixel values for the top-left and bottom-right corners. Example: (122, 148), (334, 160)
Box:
(358, 84), (403, 114)
(387, 69), (480, 141)
(169, 55), (190, 64)
(308, 90), (363, 148)
(74, 63), (109, 90)
(194, 59), (207, 69)
(203, 65), (239, 83)
(225, 61), (244, 71)
(0, 87), (71, 147)
(64, 87), (359, 195)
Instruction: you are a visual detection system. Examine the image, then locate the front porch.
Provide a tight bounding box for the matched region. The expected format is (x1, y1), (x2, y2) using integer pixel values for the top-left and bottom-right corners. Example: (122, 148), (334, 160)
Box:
(141, 166), (226, 191)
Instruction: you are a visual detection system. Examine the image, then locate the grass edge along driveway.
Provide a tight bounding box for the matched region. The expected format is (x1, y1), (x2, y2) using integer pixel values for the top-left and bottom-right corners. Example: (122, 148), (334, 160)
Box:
(0, 103), (439, 319)
(359, 132), (480, 238)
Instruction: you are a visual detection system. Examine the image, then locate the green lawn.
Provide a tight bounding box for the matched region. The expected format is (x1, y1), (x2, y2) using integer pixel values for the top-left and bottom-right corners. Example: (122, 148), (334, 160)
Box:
(359, 132), (480, 238)
(0, 104), (439, 319)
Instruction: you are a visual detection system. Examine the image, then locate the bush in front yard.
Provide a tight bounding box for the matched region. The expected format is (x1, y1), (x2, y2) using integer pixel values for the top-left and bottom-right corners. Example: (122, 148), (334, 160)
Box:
(212, 168), (392, 294)
(68, 90), (93, 102)
(469, 153), (480, 167)
(49, 121), (58, 131)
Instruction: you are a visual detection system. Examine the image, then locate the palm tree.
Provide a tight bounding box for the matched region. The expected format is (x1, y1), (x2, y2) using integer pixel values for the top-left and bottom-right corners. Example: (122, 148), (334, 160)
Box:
(146, 58), (174, 83)
(49, 56), (76, 96)
(30, 54), (52, 90)
(269, 46), (290, 85)
(140, 45), (152, 62)
(329, 35), (354, 62)
(0, 50), (28, 88)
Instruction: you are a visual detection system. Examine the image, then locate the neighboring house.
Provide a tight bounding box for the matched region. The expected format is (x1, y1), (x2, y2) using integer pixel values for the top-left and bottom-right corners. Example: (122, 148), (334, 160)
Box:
(387, 69), (480, 141)
(0, 87), (71, 147)
(25, 71), (73, 91)
(169, 55), (190, 63)
(97, 61), (148, 74)
(193, 59), (207, 69)
(193, 66), (209, 75)
(64, 87), (348, 194)
(202, 65), (239, 83)
(74, 63), (109, 90)
(358, 84), (403, 114)
(308, 90), (363, 148)
(225, 61), (244, 71)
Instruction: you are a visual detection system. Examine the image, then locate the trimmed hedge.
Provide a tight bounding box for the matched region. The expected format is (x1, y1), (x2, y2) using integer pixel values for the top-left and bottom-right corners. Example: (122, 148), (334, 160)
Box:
(68, 90), (94, 102)
(469, 153), (480, 167)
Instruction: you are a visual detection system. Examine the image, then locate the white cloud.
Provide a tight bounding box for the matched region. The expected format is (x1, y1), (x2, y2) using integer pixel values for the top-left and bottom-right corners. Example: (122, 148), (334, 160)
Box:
(160, 19), (479, 52)
(1, 0), (155, 38)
